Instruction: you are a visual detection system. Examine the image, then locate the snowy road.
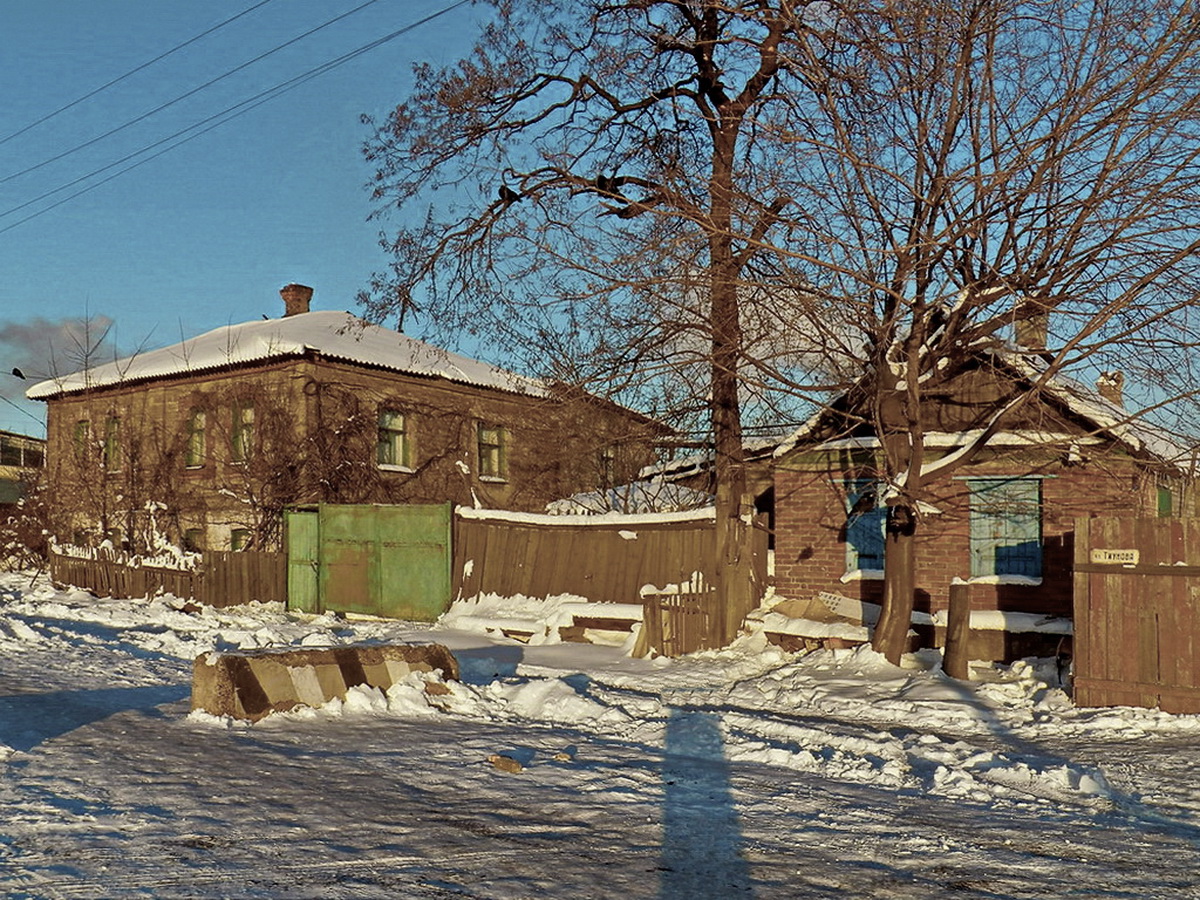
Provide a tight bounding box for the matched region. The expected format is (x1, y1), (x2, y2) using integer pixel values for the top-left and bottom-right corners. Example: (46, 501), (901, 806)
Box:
(2, 573), (1200, 898)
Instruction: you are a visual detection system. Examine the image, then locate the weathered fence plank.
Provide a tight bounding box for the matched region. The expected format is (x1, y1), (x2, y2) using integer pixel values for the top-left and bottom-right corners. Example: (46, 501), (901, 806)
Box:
(49, 549), (286, 608)
(452, 508), (769, 655)
(1074, 516), (1200, 713)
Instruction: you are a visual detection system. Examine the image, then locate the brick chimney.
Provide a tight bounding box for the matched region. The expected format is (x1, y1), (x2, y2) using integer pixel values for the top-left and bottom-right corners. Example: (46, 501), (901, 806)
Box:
(1096, 370), (1124, 407)
(280, 283), (313, 317)
(1013, 299), (1048, 351)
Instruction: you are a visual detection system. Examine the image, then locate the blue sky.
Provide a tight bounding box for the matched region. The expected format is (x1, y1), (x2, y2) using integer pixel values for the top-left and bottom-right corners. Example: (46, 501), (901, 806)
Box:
(0, 0), (485, 435)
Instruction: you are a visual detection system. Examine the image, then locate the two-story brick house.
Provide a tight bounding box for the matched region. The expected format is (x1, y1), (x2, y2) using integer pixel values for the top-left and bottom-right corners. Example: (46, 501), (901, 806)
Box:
(28, 285), (660, 551)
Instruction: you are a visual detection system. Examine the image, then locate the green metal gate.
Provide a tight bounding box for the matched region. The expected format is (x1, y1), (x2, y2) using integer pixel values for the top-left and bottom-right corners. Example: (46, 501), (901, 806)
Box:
(284, 503), (452, 621)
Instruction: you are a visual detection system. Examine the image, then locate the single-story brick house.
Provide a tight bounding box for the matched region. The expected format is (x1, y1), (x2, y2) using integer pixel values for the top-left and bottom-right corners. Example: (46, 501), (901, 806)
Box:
(27, 284), (661, 552)
(772, 348), (1195, 630)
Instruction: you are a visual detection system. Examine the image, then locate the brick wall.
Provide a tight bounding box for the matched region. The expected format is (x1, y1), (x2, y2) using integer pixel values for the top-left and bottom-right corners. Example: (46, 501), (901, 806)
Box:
(42, 355), (657, 551)
(774, 446), (1155, 618)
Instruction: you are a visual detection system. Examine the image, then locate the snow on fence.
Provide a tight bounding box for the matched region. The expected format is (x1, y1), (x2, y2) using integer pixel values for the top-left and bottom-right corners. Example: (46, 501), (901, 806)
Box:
(49, 548), (287, 608)
(637, 572), (726, 657)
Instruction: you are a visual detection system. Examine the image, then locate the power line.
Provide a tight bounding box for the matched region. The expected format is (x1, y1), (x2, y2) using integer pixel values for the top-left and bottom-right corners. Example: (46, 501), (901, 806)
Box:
(0, 0), (278, 149)
(0, 0), (473, 236)
(0, 394), (44, 429)
(0, 0), (384, 188)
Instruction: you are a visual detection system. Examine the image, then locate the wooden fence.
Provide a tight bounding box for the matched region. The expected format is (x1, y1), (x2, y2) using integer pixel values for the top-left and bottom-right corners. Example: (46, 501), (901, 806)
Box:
(49, 548), (287, 609)
(453, 508), (769, 654)
(1073, 516), (1200, 714)
(640, 572), (726, 657)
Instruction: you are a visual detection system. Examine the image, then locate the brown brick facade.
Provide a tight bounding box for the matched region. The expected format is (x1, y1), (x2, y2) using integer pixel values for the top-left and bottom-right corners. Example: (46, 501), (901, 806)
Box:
(43, 354), (656, 552)
(774, 445), (1175, 618)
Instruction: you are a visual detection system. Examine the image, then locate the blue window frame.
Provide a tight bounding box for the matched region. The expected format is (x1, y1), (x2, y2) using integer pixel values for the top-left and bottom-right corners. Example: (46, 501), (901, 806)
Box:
(968, 478), (1042, 578)
(845, 479), (886, 572)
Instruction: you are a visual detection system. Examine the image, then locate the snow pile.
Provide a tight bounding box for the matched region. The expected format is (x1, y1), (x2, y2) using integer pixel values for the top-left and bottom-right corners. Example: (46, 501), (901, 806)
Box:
(7, 570), (1200, 897)
(437, 592), (584, 644)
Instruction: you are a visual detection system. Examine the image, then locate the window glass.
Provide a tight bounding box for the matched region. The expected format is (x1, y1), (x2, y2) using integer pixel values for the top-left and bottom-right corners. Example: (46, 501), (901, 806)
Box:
(0, 438), (19, 467)
(845, 479), (886, 572)
(477, 423), (507, 479)
(73, 420), (91, 461)
(230, 528), (252, 551)
(1157, 482), (1178, 518)
(599, 445), (616, 488)
(377, 410), (411, 468)
(186, 409), (206, 468)
(969, 478), (1042, 578)
(232, 403), (254, 462)
(104, 417), (121, 472)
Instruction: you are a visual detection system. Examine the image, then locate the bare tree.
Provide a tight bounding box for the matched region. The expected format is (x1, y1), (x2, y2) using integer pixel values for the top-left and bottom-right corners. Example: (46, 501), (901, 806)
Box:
(364, 0), (839, 621)
(778, 0), (1200, 660)
(366, 0), (1200, 660)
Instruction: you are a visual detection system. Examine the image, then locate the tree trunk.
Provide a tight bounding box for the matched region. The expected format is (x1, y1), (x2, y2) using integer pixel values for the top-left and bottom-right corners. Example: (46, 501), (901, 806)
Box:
(872, 505), (917, 664)
(707, 118), (758, 645)
(710, 267), (756, 644)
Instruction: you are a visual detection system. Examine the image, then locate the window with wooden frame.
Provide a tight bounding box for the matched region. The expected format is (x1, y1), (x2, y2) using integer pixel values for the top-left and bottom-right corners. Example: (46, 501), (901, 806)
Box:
(1156, 476), (1183, 518)
(73, 419), (91, 462)
(230, 527), (252, 551)
(103, 416), (122, 473)
(0, 437), (19, 467)
(185, 408), (207, 468)
(968, 478), (1042, 579)
(376, 409), (412, 470)
(231, 402), (254, 463)
(844, 478), (886, 574)
(476, 422), (507, 481)
(599, 444), (617, 489)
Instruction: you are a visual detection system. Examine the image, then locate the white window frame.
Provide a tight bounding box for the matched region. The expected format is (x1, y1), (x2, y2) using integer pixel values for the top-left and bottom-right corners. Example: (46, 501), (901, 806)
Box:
(377, 409), (413, 472)
(477, 422), (508, 482)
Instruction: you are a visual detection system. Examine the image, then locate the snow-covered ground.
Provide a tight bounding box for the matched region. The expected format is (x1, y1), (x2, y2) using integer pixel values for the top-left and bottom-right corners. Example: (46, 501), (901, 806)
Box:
(2, 572), (1200, 898)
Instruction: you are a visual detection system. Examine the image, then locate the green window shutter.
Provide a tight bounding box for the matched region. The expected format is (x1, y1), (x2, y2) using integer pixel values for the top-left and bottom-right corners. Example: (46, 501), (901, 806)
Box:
(1157, 485), (1173, 518)
(186, 409), (206, 467)
(969, 478), (1041, 578)
(846, 479), (886, 571)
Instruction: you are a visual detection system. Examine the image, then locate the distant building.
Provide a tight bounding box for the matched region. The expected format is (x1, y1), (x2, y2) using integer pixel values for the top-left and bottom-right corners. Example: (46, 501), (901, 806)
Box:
(0, 429), (45, 505)
(27, 284), (660, 551)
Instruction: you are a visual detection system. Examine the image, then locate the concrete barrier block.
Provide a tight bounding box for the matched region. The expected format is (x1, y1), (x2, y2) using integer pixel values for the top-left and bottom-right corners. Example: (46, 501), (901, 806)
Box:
(191, 643), (459, 722)
(289, 665), (328, 708)
(384, 658), (412, 685)
(311, 662), (348, 702)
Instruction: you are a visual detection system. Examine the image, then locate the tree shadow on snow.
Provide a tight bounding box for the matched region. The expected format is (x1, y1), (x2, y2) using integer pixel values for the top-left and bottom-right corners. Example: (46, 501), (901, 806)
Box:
(930, 671), (1200, 845)
(659, 707), (754, 899)
(0, 684), (189, 752)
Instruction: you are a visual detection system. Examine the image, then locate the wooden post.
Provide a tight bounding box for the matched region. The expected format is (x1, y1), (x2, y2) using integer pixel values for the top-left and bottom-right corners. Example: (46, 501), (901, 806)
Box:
(943, 581), (971, 680)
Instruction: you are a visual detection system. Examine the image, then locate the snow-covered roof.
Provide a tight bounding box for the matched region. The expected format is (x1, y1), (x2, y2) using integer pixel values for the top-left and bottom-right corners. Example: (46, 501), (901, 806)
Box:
(997, 350), (1193, 469)
(639, 434), (786, 481)
(26, 310), (549, 400)
(546, 480), (714, 516)
(773, 348), (1196, 471)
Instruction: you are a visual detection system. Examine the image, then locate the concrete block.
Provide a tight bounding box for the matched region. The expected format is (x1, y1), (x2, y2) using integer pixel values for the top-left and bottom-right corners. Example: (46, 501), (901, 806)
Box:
(191, 642), (459, 722)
